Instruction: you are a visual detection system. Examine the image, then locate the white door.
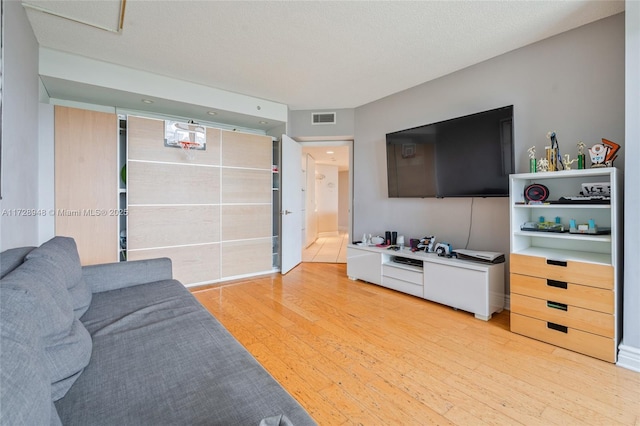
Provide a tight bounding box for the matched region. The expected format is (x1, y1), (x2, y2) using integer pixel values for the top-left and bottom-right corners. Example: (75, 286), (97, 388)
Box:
(280, 135), (302, 274)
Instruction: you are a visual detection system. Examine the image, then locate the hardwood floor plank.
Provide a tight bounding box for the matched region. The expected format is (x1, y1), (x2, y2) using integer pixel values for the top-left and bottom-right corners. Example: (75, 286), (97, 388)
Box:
(191, 263), (640, 425)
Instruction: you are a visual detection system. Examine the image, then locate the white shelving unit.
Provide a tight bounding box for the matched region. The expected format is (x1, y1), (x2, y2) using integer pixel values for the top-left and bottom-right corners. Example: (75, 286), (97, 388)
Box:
(509, 168), (622, 362)
(347, 245), (504, 321)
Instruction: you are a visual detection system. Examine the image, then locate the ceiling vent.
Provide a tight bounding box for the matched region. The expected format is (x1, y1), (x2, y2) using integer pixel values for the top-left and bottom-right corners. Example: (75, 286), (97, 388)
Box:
(312, 112), (336, 125)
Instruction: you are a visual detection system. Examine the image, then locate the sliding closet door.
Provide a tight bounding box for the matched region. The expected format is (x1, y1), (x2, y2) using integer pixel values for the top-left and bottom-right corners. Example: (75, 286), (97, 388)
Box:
(126, 116), (221, 285)
(220, 130), (273, 278)
(55, 106), (118, 265)
(126, 116), (274, 285)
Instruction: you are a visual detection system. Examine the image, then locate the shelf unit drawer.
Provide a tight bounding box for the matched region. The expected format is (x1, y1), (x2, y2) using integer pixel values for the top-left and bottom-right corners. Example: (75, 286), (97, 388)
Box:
(511, 293), (614, 338)
(511, 313), (615, 362)
(511, 253), (613, 289)
(382, 263), (423, 285)
(510, 273), (614, 314)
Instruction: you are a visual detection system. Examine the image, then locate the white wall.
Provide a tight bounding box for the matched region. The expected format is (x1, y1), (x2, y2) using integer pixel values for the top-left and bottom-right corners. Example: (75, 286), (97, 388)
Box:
(338, 171), (349, 233)
(352, 13), (625, 291)
(37, 100), (55, 244)
(315, 164), (339, 234)
(619, 1), (640, 372)
(0, 0), (40, 250)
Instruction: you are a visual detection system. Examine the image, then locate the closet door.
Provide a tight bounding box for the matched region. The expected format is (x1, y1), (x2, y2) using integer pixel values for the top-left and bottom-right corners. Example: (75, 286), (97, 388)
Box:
(220, 130), (273, 278)
(126, 116), (222, 285)
(55, 106), (118, 265)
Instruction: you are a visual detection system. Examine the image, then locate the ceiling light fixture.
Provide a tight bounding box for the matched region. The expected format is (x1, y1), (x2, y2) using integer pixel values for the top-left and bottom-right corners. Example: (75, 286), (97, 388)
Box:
(207, 111), (217, 116)
(326, 150), (334, 154)
(259, 121), (269, 125)
(141, 99), (154, 104)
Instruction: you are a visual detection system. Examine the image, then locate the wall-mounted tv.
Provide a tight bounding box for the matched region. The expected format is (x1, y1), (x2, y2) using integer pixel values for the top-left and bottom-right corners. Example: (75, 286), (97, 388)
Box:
(386, 105), (514, 198)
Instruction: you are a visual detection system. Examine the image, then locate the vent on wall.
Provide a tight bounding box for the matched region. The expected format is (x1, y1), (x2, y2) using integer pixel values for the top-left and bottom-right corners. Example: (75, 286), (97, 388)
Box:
(312, 112), (336, 125)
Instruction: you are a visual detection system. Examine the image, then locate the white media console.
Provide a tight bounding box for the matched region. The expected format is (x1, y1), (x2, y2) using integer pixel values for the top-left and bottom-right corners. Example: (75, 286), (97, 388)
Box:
(347, 244), (505, 320)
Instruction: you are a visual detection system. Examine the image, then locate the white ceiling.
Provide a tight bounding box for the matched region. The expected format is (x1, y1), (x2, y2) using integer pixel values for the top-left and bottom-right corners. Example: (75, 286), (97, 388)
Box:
(23, 0), (624, 113)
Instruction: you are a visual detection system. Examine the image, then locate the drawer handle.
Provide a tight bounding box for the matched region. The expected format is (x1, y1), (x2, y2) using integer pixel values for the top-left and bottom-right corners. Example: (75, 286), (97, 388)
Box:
(546, 259), (567, 267)
(547, 301), (568, 311)
(547, 279), (568, 289)
(547, 322), (568, 333)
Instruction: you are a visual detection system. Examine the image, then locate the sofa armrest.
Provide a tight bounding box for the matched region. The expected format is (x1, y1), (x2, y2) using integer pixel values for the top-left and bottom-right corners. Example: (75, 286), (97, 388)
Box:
(82, 258), (173, 293)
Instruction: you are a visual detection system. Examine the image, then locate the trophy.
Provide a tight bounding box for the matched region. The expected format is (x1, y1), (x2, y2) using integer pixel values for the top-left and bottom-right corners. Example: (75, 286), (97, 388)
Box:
(527, 146), (536, 173)
(563, 154), (577, 170)
(577, 141), (586, 169)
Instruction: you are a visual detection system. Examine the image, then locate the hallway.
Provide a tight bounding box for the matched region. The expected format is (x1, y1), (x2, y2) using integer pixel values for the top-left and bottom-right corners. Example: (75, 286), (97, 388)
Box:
(302, 233), (349, 263)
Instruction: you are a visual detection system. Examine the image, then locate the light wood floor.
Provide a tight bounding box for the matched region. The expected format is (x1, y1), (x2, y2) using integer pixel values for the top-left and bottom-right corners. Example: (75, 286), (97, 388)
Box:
(191, 263), (640, 425)
(303, 233), (349, 263)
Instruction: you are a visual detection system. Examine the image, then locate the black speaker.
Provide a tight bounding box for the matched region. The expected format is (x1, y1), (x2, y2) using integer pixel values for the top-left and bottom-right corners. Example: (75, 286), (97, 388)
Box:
(524, 183), (549, 202)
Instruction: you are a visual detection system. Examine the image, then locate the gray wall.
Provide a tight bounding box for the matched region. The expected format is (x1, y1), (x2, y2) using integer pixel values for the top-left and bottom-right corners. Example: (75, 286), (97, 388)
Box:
(620, 1), (640, 371)
(288, 108), (354, 139)
(353, 14), (625, 293)
(1, 0), (40, 250)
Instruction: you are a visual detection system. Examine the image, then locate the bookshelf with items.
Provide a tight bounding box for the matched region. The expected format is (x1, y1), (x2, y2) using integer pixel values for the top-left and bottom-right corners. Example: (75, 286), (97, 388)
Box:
(509, 168), (622, 362)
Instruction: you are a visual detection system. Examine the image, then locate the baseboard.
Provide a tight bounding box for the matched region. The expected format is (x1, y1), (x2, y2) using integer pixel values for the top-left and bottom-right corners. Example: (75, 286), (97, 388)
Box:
(617, 343), (640, 372)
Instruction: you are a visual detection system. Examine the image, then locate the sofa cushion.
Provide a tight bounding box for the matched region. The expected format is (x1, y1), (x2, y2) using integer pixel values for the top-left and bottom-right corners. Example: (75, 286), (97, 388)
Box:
(55, 279), (315, 425)
(0, 246), (35, 278)
(2, 257), (92, 401)
(0, 277), (54, 425)
(26, 236), (92, 318)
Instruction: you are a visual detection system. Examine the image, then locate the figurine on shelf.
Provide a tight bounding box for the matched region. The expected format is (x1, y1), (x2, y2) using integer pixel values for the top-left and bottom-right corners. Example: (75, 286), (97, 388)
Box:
(577, 141), (586, 169)
(589, 143), (609, 168)
(537, 158), (549, 172)
(546, 131), (564, 171)
(527, 146), (536, 173)
(563, 154), (577, 170)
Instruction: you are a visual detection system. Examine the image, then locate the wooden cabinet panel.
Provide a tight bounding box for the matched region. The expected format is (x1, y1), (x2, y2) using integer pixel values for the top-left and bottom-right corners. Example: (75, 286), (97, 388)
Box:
(511, 313), (615, 362)
(511, 293), (614, 338)
(221, 205), (271, 241)
(221, 169), (271, 204)
(128, 162), (220, 205)
(128, 116), (221, 165)
(128, 243), (220, 285)
(55, 106), (118, 265)
(221, 239), (272, 278)
(510, 273), (614, 314)
(511, 253), (613, 289)
(128, 205), (220, 250)
(222, 130), (271, 169)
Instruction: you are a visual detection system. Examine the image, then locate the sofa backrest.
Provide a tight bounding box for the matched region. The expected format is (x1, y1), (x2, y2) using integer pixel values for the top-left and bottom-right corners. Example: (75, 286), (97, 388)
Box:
(0, 237), (93, 425)
(0, 246), (35, 279)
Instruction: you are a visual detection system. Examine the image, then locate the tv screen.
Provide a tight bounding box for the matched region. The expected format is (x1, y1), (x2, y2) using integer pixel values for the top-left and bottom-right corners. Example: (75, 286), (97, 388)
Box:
(386, 105), (514, 198)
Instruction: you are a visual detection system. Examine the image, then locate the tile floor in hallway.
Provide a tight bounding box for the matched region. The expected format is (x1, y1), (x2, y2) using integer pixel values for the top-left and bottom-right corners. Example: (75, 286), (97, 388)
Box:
(302, 233), (349, 263)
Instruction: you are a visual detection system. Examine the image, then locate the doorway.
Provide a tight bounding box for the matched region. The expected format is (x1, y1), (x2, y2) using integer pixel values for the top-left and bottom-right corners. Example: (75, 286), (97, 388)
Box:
(300, 141), (352, 263)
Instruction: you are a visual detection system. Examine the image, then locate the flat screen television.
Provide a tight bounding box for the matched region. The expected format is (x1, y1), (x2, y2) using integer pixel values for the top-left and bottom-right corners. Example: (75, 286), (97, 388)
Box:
(386, 105), (514, 198)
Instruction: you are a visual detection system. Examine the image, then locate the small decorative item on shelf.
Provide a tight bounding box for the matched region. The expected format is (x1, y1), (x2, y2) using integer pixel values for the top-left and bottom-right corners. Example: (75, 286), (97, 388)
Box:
(589, 143), (608, 167)
(527, 146), (536, 173)
(546, 131), (564, 171)
(562, 154), (577, 170)
(537, 157), (549, 172)
(577, 141), (586, 169)
(602, 138), (620, 167)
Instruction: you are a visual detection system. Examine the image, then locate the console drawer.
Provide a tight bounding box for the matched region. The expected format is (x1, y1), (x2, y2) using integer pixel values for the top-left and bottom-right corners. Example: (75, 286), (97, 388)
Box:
(381, 276), (423, 297)
(382, 263), (423, 285)
(511, 313), (615, 362)
(510, 254), (613, 289)
(510, 273), (614, 314)
(511, 293), (614, 338)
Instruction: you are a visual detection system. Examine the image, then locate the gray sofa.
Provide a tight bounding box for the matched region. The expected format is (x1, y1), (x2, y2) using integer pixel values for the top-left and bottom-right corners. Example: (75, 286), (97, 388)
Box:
(0, 236), (315, 425)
